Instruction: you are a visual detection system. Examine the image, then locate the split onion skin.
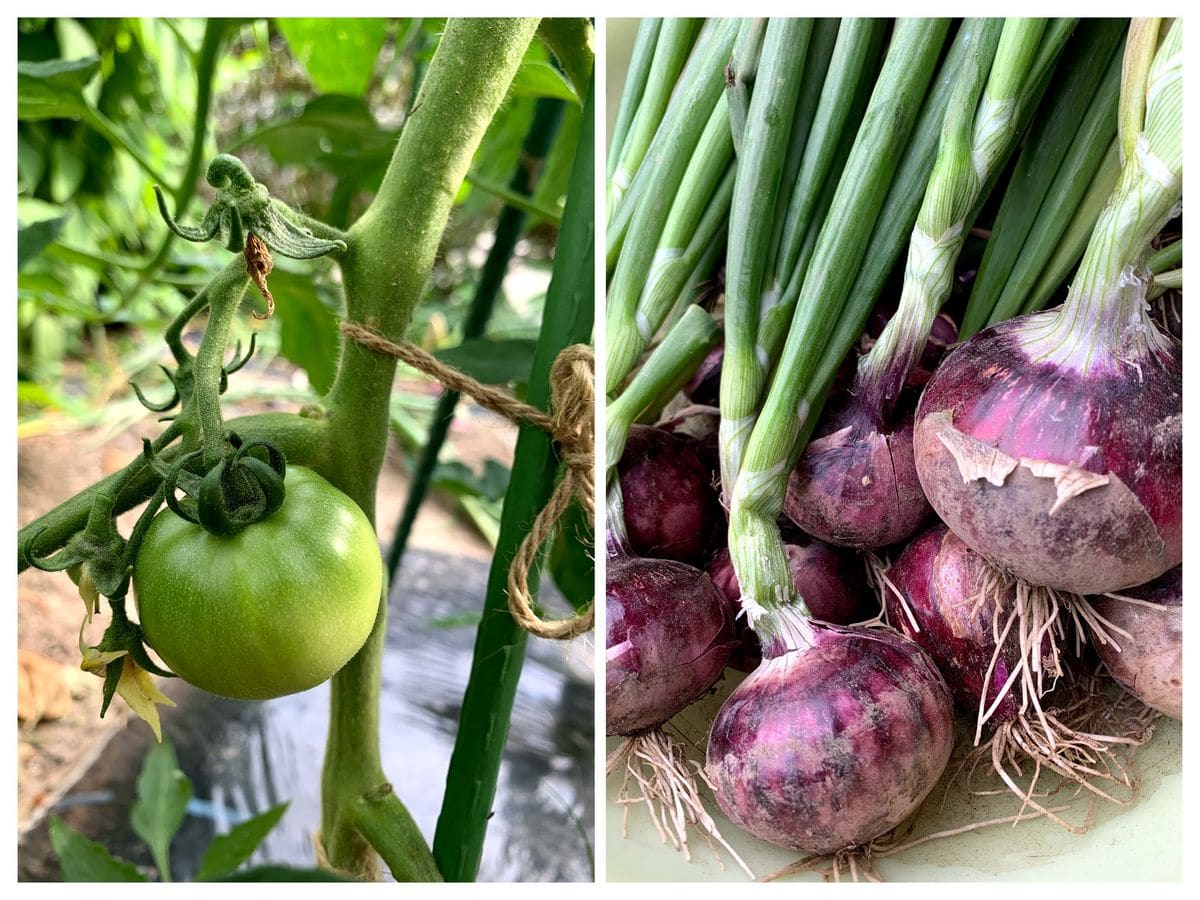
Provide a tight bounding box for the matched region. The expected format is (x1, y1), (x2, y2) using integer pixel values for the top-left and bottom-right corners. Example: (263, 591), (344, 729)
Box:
(914, 314), (1181, 595)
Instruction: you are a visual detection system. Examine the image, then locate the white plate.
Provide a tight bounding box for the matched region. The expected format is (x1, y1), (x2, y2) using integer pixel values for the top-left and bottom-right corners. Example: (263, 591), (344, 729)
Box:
(607, 669), (1182, 882)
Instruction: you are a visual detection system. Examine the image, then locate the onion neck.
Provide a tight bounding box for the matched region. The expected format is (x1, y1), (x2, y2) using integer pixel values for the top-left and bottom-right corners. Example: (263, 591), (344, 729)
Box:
(605, 481), (633, 559)
(855, 296), (940, 420)
(1024, 23), (1181, 369)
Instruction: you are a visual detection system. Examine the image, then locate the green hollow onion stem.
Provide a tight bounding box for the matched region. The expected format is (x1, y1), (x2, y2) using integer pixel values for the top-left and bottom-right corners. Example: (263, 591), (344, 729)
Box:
(607, 19), (663, 183)
(856, 18), (1043, 414)
(718, 18), (814, 494)
(1020, 19), (1181, 362)
(960, 19), (1126, 337)
(723, 18), (950, 636)
(607, 18), (702, 215)
(606, 304), (721, 477)
(606, 18), (737, 268)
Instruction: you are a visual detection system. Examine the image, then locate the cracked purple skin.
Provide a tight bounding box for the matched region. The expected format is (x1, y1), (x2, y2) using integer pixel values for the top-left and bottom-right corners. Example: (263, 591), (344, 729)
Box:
(914, 317), (1181, 594)
(1093, 565), (1182, 719)
(708, 542), (875, 672)
(606, 554), (734, 736)
(706, 623), (954, 854)
(618, 425), (721, 566)
(886, 523), (1025, 724)
(786, 393), (931, 550)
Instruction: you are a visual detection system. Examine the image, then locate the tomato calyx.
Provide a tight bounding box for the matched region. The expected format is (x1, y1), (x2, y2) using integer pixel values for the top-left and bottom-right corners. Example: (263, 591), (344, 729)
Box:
(160, 433), (288, 537)
(23, 492), (133, 600)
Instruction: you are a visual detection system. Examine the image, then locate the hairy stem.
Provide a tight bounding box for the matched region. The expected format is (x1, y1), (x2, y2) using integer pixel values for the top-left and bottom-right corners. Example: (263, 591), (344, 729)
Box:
(318, 18), (540, 881)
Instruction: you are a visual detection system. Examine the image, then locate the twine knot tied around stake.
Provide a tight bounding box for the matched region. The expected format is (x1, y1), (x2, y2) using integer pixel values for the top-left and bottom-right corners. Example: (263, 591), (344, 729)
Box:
(340, 321), (594, 640)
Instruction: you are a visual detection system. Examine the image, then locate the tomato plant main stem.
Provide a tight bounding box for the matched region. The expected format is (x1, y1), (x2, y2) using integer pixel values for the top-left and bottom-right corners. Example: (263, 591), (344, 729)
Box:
(386, 95), (565, 580)
(317, 18), (541, 881)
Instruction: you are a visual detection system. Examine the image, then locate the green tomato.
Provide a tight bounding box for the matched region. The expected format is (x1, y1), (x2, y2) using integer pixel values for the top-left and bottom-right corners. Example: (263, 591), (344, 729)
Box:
(133, 467), (382, 701)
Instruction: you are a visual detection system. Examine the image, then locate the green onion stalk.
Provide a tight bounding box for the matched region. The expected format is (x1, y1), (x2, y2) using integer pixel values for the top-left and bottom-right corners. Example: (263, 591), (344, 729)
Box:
(722, 18), (950, 637)
(959, 19), (1126, 338)
(605, 19), (741, 393)
(717, 18), (814, 496)
(606, 18), (662, 185)
(606, 18), (738, 271)
(607, 18), (702, 215)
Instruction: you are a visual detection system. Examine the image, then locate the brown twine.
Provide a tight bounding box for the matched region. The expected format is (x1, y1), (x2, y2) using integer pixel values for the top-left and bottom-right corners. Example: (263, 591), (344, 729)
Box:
(340, 321), (594, 640)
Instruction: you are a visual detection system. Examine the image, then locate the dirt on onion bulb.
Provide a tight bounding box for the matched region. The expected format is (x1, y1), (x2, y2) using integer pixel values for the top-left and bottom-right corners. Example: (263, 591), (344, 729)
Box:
(1093, 565), (1182, 720)
(883, 521), (1159, 830)
(706, 620), (955, 855)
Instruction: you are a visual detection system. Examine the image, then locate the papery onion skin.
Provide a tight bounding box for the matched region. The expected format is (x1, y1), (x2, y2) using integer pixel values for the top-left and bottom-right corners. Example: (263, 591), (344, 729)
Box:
(913, 313), (1181, 595)
(706, 623), (954, 854)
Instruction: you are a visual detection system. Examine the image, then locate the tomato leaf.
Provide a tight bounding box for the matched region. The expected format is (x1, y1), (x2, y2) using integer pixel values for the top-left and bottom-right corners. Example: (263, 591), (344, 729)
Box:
(267, 267), (341, 394)
(18, 216), (67, 271)
(49, 817), (147, 882)
(431, 458), (510, 503)
(509, 60), (578, 104)
(276, 18), (390, 97)
(129, 738), (191, 883)
(432, 337), (536, 386)
(548, 497), (593, 612)
(228, 95), (395, 201)
(18, 57), (99, 121)
(195, 803), (289, 881)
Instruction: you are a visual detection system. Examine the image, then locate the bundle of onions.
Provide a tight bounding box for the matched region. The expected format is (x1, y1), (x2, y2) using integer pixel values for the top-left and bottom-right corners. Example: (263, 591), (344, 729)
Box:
(785, 18), (1070, 549)
(604, 308), (751, 870)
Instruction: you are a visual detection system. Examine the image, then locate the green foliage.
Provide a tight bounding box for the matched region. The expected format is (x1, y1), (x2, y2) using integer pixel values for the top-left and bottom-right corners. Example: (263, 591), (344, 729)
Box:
(17, 17), (556, 424)
(433, 337), (536, 385)
(195, 805), (289, 881)
(276, 18), (391, 96)
(49, 818), (148, 882)
(130, 740), (192, 881)
(50, 736), (294, 883)
(17, 57), (99, 119)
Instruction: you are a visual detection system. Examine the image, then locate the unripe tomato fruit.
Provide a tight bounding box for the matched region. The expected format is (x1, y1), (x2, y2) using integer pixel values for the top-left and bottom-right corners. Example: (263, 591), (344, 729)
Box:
(133, 467), (381, 700)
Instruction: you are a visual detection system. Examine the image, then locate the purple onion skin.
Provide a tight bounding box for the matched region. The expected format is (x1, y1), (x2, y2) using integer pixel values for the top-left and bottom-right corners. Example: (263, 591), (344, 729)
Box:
(785, 393), (931, 550)
(606, 554), (734, 736)
(708, 542), (876, 671)
(1092, 565), (1182, 719)
(914, 316), (1181, 594)
(683, 342), (724, 407)
(618, 425), (721, 566)
(886, 523), (1023, 723)
(706, 624), (955, 854)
